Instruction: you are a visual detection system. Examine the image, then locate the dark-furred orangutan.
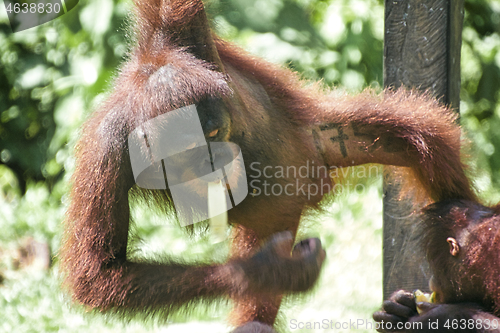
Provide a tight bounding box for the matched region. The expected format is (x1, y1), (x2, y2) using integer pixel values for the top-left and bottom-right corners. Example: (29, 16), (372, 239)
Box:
(373, 200), (500, 333)
(60, 0), (476, 332)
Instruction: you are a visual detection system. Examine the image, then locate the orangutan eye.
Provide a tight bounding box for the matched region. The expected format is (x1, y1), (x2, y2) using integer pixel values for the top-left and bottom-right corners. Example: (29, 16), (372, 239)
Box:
(208, 129), (219, 138)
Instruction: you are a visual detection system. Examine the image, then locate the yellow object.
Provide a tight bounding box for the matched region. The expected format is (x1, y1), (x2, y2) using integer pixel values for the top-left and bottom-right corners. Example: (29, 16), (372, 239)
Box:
(207, 181), (228, 243)
(414, 290), (436, 314)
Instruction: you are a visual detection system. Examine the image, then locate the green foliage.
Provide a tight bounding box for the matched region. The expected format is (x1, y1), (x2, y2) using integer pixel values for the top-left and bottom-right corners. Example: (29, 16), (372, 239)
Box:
(0, 0), (129, 192)
(461, 0), (500, 202)
(210, 0), (384, 90)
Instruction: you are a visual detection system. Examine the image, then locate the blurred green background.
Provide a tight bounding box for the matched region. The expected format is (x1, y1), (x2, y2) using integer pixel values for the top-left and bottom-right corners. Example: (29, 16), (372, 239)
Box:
(0, 0), (499, 332)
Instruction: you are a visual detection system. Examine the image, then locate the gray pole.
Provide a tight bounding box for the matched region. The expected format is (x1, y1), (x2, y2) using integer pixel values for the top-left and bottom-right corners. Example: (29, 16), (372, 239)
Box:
(382, 0), (464, 299)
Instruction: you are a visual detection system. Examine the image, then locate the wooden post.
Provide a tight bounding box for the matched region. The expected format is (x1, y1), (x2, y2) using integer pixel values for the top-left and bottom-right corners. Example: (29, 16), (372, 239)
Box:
(382, 0), (464, 299)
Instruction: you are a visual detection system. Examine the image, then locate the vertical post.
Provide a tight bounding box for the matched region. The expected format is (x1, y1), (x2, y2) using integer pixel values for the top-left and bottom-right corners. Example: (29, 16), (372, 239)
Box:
(382, 0), (464, 299)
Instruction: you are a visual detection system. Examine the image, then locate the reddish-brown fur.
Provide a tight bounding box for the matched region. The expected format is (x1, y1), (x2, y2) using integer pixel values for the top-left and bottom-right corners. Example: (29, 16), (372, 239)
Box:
(60, 0), (476, 332)
(374, 201), (500, 332)
(422, 200), (500, 313)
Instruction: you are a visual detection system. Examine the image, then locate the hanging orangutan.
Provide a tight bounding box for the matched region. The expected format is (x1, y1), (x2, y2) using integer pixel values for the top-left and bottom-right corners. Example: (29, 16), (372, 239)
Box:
(60, 0), (476, 331)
